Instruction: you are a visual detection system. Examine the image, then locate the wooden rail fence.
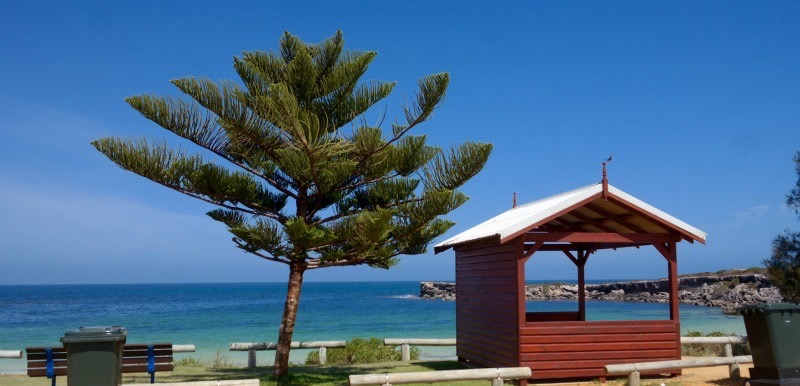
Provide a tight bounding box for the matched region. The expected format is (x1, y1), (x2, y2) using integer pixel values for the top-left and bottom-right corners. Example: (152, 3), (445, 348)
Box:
(229, 341), (346, 367)
(349, 367), (531, 386)
(606, 336), (751, 386)
(383, 338), (456, 361)
(0, 350), (22, 359)
(128, 380), (259, 386)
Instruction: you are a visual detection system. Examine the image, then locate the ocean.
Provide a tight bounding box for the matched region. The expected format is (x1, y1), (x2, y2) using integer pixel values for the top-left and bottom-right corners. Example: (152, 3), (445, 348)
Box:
(0, 281), (746, 374)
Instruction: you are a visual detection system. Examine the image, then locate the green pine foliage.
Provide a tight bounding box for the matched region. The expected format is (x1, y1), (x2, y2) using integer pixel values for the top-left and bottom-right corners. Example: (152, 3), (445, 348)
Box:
(790, 152), (800, 212)
(764, 151), (800, 303)
(92, 30), (492, 270)
(766, 231), (800, 303)
(305, 338), (420, 365)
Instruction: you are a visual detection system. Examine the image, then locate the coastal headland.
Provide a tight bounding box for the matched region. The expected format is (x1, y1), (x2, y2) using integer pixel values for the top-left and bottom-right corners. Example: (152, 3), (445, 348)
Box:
(420, 269), (782, 314)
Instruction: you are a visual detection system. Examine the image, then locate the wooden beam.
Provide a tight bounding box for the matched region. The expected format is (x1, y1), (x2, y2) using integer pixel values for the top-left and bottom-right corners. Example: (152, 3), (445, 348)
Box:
(567, 211), (618, 233)
(499, 192), (603, 244)
(608, 195), (705, 244)
(530, 243), (646, 251)
(549, 218), (585, 232)
(562, 250), (579, 265)
(525, 232), (681, 244)
(583, 203), (649, 233)
(522, 242), (542, 261)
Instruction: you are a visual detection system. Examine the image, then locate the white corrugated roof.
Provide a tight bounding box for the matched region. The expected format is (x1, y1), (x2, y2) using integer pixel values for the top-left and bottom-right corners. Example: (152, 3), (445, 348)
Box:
(434, 183), (707, 253)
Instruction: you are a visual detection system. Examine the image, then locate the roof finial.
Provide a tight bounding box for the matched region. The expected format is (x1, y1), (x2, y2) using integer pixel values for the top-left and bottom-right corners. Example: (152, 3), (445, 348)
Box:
(512, 192), (517, 208)
(602, 154), (612, 200)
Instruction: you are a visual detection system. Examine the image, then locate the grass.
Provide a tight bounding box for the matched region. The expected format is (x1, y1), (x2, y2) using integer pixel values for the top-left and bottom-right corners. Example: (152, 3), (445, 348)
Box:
(0, 358), (747, 385)
(0, 360), (528, 386)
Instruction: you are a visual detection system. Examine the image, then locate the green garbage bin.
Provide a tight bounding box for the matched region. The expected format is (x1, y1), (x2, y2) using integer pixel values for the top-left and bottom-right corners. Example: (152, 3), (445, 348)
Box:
(741, 303), (800, 383)
(60, 326), (127, 386)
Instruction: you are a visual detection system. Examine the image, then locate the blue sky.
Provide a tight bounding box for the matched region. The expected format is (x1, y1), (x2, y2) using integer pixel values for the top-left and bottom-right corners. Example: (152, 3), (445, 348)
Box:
(1, 1), (798, 285)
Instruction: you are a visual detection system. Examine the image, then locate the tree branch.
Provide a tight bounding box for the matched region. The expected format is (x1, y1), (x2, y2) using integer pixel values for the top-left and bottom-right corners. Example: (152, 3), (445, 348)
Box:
(233, 239), (291, 264)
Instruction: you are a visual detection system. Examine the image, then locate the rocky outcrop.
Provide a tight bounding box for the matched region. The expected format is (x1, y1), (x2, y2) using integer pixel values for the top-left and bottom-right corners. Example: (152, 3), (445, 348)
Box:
(420, 272), (783, 314)
(420, 282), (456, 301)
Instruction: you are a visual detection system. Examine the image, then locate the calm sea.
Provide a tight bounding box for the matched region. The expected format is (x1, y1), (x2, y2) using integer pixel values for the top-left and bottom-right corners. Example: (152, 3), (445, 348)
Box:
(0, 281), (745, 374)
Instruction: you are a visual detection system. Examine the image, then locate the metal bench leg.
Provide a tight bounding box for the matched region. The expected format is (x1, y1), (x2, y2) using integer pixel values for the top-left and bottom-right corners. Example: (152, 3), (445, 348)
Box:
(148, 345), (155, 384)
(45, 348), (57, 386)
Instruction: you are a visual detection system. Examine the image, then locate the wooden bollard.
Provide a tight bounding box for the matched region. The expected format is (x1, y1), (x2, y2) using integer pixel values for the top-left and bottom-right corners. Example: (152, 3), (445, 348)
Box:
(247, 349), (256, 368)
(401, 344), (410, 361)
(319, 346), (327, 366)
(725, 343), (740, 379)
(629, 370), (640, 386)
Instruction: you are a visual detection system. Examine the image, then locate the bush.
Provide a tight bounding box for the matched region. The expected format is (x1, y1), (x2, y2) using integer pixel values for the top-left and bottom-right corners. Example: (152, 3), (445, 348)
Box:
(306, 337), (420, 365)
(682, 330), (750, 356)
(175, 356), (205, 367)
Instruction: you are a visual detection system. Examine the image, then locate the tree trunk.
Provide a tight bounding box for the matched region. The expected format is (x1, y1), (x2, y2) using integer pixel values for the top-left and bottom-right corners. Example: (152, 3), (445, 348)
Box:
(272, 263), (305, 376)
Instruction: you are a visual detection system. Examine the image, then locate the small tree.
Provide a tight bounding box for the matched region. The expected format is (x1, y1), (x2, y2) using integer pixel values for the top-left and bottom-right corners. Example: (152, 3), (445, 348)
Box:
(92, 31), (492, 376)
(764, 151), (800, 303)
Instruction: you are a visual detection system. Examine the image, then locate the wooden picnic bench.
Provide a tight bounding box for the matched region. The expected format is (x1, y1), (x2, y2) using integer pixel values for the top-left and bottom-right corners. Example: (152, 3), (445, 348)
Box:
(26, 343), (174, 385)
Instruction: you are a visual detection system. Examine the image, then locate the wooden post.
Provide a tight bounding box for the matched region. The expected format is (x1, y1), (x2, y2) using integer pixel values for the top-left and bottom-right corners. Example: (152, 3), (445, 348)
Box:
(491, 377), (503, 386)
(401, 343), (410, 361)
(655, 242), (679, 321)
(518, 237), (528, 330)
(319, 346), (327, 366)
(725, 343), (740, 379)
(667, 243), (679, 321)
(577, 250), (588, 321)
(628, 370), (640, 386)
(247, 349), (256, 368)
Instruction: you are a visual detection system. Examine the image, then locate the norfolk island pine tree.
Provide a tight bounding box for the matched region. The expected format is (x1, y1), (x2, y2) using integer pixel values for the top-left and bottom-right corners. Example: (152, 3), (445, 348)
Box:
(765, 151), (800, 303)
(92, 31), (493, 376)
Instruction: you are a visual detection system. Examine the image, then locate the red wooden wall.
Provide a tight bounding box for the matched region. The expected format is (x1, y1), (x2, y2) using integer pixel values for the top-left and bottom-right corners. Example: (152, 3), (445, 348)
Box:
(519, 319), (681, 379)
(455, 241), (521, 368)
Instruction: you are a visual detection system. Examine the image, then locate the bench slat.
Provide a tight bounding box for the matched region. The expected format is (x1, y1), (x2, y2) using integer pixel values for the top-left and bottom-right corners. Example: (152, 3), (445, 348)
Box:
(26, 352), (68, 361)
(123, 357), (174, 365)
(27, 366), (67, 377)
(27, 360), (67, 369)
(124, 343), (173, 351)
(125, 349), (173, 357)
(123, 363), (175, 373)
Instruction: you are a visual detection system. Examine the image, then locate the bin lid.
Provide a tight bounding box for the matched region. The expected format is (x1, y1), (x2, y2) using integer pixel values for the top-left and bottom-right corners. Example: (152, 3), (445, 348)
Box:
(60, 326), (128, 343)
(740, 303), (800, 315)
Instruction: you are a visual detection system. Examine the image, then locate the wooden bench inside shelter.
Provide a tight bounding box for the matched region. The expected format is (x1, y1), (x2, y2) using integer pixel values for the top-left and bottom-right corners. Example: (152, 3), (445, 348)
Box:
(26, 343), (174, 385)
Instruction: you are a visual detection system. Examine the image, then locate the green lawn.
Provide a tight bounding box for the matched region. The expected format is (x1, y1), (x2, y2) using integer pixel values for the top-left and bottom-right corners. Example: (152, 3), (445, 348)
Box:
(1, 360), (557, 386)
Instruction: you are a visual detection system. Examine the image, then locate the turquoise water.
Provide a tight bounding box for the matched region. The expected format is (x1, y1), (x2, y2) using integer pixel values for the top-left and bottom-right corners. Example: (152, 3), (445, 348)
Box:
(0, 282), (744, 373)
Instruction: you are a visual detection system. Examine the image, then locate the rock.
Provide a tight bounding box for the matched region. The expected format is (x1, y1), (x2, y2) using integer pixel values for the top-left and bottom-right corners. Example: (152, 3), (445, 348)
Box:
(419, 272), (784, 311)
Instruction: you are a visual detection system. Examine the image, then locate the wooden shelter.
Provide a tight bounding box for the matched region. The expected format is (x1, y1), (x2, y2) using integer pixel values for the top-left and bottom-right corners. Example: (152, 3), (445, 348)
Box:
(433, 174), (706, 382)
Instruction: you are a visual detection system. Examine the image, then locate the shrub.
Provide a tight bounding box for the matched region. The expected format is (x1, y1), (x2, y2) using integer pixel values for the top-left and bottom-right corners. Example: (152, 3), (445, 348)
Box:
(306, 337), (420, 365)
(174, 351), (234, 369)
